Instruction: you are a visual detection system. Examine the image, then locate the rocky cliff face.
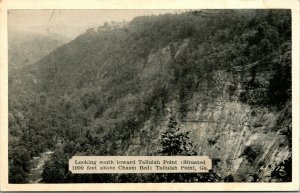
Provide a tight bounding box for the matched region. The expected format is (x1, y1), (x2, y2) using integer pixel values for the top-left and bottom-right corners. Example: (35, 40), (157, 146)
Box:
(126, 40), (291, 182)
(184, 100), (290, 182)
(128, 94), (291, 182)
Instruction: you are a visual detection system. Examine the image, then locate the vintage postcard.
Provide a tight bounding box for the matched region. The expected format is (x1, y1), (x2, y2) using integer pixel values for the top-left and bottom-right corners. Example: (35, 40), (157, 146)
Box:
(0, 0), (299, 191)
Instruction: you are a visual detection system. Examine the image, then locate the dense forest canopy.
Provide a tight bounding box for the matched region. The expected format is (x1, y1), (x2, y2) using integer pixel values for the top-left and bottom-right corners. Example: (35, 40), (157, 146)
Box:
(8, 10), (291, 183)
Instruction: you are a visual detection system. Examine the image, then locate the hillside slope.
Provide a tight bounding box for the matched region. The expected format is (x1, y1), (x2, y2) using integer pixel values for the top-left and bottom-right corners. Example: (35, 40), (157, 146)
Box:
(9, 10), (291, 183)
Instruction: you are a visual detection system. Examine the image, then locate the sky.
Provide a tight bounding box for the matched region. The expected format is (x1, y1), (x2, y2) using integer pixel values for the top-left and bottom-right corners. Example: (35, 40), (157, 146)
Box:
(8, 9), (178, 39)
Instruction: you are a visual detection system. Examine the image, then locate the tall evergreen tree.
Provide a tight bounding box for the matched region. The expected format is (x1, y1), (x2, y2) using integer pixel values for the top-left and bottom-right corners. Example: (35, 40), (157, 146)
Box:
(158, 116), (196, 156)
(153, 115), (220, 182)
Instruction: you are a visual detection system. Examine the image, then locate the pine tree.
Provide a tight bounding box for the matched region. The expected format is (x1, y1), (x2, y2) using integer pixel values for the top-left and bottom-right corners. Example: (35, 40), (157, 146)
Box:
(153, 115), (220, 182)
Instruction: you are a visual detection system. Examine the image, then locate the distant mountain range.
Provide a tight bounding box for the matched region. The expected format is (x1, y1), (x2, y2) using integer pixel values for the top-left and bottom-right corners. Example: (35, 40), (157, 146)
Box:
(8, 31), (69, 71)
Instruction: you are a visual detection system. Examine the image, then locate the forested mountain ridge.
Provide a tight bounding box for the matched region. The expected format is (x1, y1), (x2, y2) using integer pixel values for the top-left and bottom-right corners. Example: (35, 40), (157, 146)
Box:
(9, 10), (291, 183)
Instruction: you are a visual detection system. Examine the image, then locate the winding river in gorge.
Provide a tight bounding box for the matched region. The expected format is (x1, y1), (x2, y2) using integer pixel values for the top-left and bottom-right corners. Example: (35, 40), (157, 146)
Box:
(28, 151), (53, 183)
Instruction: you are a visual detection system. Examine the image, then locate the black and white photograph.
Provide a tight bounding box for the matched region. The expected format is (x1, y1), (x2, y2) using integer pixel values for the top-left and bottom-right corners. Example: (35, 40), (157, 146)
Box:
(1, 0), (299, 191)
